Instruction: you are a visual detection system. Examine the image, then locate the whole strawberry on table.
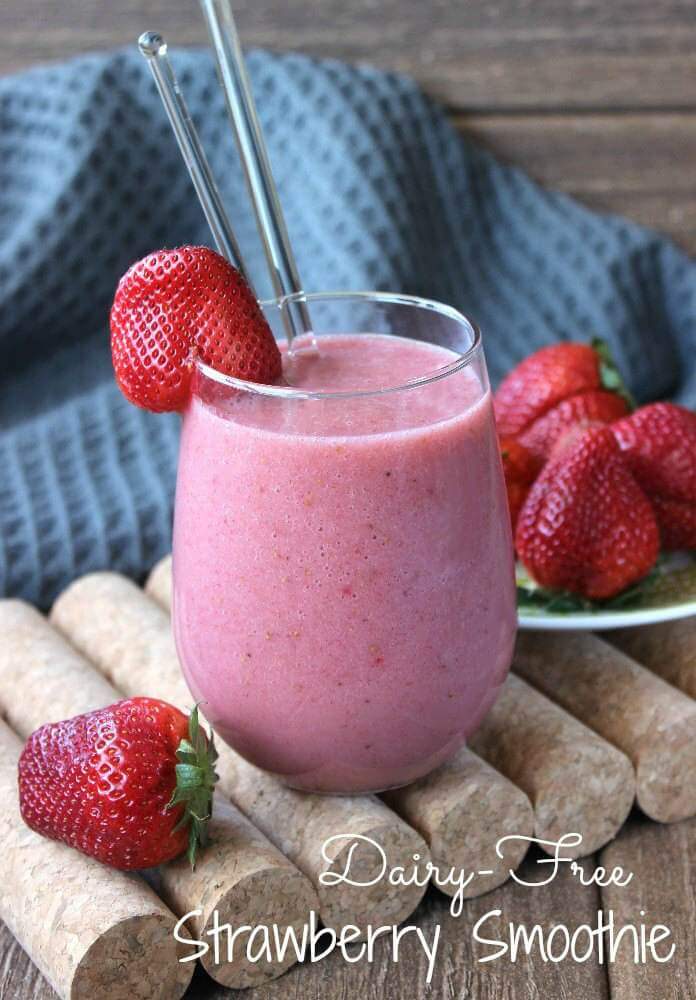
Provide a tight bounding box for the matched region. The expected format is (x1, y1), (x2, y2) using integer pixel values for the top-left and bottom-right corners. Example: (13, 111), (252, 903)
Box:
(496, 340), (696, 604)
(19, 698), (218, 870)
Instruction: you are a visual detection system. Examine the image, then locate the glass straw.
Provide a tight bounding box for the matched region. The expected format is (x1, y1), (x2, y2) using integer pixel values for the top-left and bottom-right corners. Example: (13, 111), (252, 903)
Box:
(138, 31), (255, 291)
(199, 0), (312, 346)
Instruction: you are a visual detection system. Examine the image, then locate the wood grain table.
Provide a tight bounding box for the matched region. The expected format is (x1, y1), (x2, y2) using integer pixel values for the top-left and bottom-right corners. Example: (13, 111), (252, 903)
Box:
(2, 0), (696, 253)
(1, 814), (694, 999)
(1, 2), (695, 998)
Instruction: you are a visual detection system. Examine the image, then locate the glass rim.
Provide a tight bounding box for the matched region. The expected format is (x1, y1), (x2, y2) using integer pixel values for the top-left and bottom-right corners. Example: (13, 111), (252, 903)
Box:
(194, 290), (481, 401)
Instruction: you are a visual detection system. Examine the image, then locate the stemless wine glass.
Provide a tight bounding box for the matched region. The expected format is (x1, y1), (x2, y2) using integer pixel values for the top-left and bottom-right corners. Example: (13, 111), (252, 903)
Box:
(172, 291), (516, 794)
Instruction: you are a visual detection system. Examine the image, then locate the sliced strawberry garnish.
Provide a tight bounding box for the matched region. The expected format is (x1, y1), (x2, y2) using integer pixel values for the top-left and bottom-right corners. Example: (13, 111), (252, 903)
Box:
(110, 246), (282, 412)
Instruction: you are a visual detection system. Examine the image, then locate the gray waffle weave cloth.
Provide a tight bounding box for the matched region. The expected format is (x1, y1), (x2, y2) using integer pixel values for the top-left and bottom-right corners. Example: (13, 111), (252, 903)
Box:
(1, 48), (694, 605)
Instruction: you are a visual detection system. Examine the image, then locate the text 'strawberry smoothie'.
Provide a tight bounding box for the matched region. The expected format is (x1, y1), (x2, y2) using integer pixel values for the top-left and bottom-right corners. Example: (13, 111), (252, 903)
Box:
(173, 331), (516, 793)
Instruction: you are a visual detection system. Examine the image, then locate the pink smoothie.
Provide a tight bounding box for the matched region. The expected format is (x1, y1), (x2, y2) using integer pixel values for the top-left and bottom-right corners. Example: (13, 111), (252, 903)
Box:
(172, 333), (516, 793)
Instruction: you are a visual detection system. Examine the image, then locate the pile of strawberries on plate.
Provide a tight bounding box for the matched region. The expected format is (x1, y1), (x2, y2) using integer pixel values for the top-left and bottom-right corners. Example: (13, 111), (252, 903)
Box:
(496, 340), (696, 601)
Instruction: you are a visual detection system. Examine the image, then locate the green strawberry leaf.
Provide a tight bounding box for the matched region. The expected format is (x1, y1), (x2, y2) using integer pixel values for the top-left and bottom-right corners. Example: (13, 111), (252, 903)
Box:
(166, 704), (218, 869)
(591, 336), (636, 411)
(516, 554), (696, 615)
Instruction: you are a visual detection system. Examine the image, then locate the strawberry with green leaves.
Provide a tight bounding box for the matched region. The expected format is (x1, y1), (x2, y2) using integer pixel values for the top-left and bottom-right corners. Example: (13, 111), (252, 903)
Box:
(494, 339), (632, 458)
(516, 425), (659, 600)
(19, 698), (217, 870)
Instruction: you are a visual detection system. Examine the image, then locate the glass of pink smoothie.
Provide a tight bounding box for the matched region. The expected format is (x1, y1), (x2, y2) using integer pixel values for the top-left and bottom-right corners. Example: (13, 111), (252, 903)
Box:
(172, 291), (516, 794)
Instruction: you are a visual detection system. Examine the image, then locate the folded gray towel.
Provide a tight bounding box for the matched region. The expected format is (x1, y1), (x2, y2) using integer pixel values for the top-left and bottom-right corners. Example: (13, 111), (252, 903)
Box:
(1, 47), (694, 605)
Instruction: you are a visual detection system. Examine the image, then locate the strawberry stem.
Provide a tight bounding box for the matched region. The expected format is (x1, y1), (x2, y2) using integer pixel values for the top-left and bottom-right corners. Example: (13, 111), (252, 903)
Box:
(166, 705), (219, 869)
(592, 337), (635, 411)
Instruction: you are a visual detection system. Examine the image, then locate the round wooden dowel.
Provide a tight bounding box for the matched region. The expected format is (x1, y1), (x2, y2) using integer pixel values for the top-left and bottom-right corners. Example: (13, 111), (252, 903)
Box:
(158, 793), (317, 987)
(51, 571), (432, 934)
(384, 746), (534, 898)
(146, 554), (173, 610)
(225, 750), (429, 933)
(468, 673), (635, 857)
(609, 616), (696, 700)
(514, 630), (696, 824)
(0, 716), (193, 1000)
(0, 600), (317, 989)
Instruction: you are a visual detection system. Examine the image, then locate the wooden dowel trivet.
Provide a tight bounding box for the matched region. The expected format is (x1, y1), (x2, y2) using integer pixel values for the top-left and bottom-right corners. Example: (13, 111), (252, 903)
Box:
(384, 747), (534, 898)
(52, 571), (431, 934)
(468, 673), (635, 857)
(0, 715), (193, 1000)
(146, 554), (173, 610)
(0, 600), (316, 989)
(514, 630), (696, 824)
(609, 615), (696, 700)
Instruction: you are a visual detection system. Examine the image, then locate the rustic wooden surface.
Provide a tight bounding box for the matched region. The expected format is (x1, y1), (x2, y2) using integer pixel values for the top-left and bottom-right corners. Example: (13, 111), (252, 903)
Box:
(1, 1), (696, 253)
(601, 814), (696, 1000)
(4, 817), (694, 998)
(186, 852), (611, 1000)
(0, 851), (612, 1000)
(1, 1), (695, 997)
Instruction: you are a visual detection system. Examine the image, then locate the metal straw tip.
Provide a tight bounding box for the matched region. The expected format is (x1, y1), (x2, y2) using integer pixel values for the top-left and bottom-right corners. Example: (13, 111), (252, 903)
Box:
(138, 31), (166, 58)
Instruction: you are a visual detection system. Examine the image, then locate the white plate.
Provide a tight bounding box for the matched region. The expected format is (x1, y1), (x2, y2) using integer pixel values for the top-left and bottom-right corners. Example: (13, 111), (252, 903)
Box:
(516, 553), (696, 631)
(519, 601), (696, 631)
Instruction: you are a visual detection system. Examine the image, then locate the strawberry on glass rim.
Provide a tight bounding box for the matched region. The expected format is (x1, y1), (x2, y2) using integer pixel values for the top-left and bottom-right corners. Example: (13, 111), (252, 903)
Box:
(110, 246), (282, 412)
